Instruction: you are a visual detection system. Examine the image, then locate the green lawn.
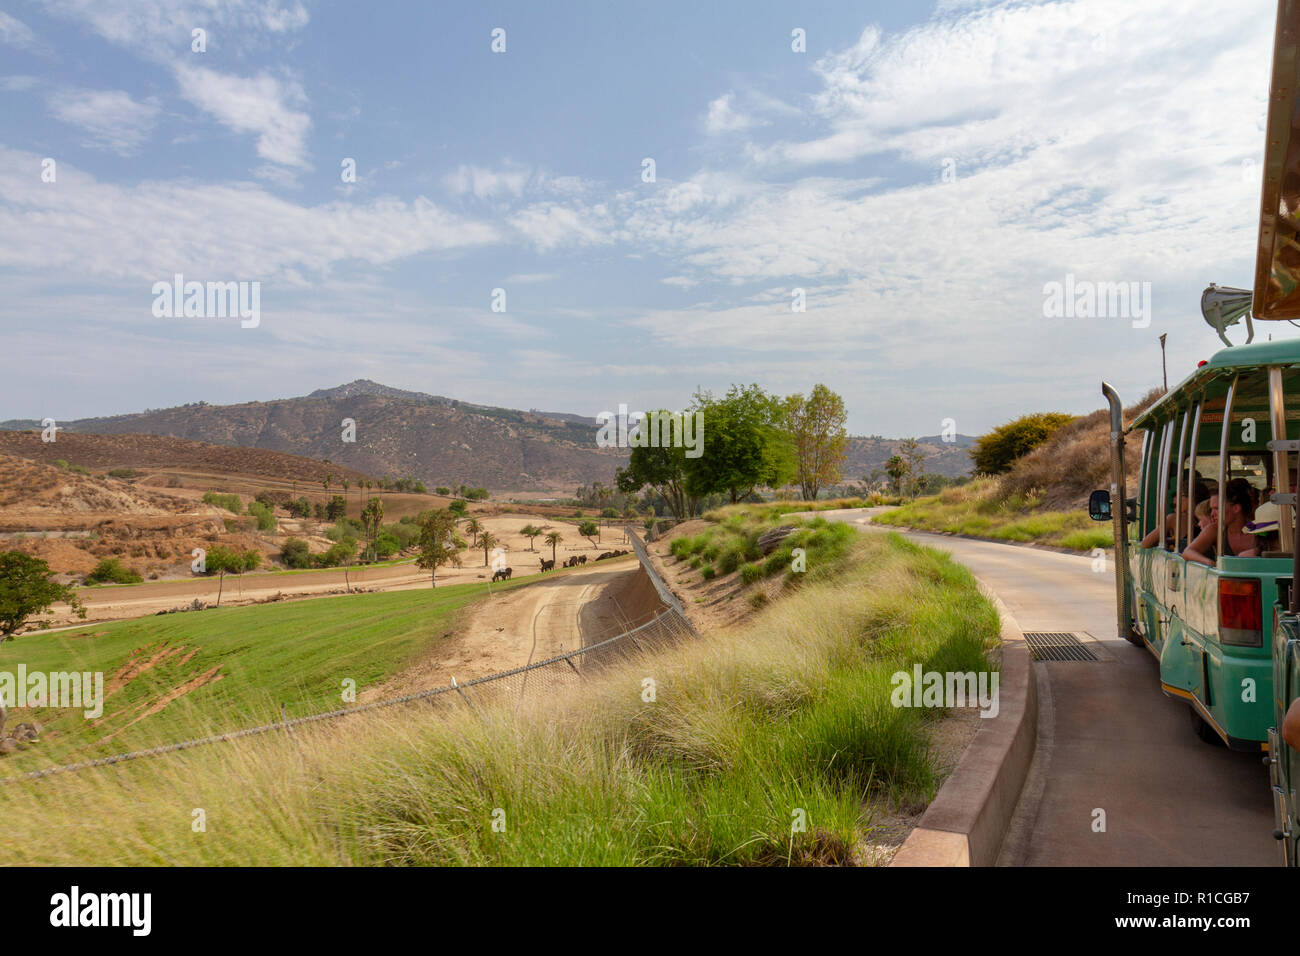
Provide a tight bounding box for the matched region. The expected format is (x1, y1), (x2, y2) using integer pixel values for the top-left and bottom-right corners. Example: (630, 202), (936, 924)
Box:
(0, 574), (534, 768)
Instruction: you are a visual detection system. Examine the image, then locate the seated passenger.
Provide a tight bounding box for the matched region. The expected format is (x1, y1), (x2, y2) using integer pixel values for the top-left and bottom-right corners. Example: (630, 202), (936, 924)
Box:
(1183, 479), (1257, 565)
(1142, 480), (1209, 550)
(1244, 500), (1281, 555)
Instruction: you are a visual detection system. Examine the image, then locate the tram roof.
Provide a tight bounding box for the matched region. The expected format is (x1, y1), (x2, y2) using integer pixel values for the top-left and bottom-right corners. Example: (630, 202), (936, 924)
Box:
(1129, 338), (1300, 430)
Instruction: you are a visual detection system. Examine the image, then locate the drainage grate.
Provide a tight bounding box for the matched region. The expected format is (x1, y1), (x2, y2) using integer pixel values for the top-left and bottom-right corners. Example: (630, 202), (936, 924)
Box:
(1023, 631), (1098, 662)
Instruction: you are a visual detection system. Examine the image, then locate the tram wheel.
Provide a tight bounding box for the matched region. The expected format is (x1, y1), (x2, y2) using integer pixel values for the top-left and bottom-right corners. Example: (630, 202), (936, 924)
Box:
(1189, 705), (1222, 746)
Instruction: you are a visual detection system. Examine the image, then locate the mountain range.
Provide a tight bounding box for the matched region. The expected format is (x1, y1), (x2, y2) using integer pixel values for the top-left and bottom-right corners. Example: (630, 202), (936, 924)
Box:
(1, 380), (975, 491)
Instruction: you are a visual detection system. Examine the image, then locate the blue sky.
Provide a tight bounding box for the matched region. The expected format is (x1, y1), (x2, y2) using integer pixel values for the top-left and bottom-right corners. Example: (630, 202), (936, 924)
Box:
(0, 0), (1283, 436)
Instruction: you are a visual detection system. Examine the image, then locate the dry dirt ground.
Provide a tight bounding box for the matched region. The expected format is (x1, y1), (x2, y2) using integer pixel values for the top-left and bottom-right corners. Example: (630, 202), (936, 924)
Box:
(360, 556), (647, 699)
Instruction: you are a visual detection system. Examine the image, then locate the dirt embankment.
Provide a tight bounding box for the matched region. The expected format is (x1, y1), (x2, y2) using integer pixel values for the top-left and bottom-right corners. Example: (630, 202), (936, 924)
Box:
(359, 556), (653, 700)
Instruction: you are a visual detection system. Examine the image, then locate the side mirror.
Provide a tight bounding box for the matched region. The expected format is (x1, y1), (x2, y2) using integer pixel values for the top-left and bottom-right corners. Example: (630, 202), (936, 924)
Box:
(1089, 489), (1112, 521)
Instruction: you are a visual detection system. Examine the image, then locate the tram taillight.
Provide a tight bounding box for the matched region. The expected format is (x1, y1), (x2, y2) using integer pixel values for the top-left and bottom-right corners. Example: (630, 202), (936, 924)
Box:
(1219, 578), (1263, 646)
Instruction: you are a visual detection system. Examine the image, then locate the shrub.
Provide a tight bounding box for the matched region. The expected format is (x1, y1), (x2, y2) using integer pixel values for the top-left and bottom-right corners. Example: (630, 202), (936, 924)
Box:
(701, 566), (716, 580)
(740, 562), (763, 585)
(435, 487), (451, 496)
(669, 538), (693, 559)
(448, 500), (467, 517)
(247, 501), (277, 532)
(84, 558), (142, 585)
(280, 538), (311, 569)
(971, 412), (1074, 475)
(717, 544), (743, 575)
(107, 468), (138, 479)
(601, 507), (618, 518)
(747, 590), (767, 609)
(202, 492), (243, 514)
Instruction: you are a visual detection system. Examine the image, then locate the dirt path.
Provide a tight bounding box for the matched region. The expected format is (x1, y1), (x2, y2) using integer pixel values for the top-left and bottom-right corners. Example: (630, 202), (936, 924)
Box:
(360, 557), (644, 699)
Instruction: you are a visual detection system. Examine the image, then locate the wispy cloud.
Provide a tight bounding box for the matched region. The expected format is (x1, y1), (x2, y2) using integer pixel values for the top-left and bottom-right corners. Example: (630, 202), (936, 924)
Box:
(444, 164), (531, 199)
(174, 66), (312, 168)
(0, 11), (37, 50)
(46, 88), (161, 154)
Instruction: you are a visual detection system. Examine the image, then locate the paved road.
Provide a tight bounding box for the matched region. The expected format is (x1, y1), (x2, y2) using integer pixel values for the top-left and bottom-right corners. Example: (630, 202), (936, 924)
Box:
(816, 508), (1276, 866)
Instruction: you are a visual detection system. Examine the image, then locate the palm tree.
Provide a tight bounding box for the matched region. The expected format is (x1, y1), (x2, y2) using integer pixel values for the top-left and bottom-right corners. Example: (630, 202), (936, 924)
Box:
(341, 478), (350, 515)
(479, 530), (498, 567)
(544, 530), (563, 565)
(464, 517), (482, 547)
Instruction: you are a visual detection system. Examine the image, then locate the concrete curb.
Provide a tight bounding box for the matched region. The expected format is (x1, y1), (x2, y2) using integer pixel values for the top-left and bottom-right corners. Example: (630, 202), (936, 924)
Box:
(890, 583), (1037, 867)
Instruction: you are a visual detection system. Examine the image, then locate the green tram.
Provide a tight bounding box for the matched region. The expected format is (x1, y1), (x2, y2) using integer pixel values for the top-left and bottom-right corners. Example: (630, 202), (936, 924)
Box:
(1090, 340), (1300, 863)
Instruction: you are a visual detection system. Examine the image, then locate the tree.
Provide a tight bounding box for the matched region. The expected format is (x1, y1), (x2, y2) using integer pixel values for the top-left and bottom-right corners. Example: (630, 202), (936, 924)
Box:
(899, 438), (928, 500)
(341, 478), (350, 515)
(448, 500), (467, 518)
(971, 413), (1074, 475)
(520, 524), (543, 551)
(322, 473), (334, 496)
(463, 517), (482, 547)
(280, 538), (311, 569)
(578, 520), (600, 548)
(479, 530), (499, 567)
(361, 496), (385, 562)
(204, 546), (241, 607)
(885, 455), (908, 497)
(615, 413), (698, 519)
(544, 530), (563, 565)
(416, 509), (462, 587)
(686, 384), (796, 503)
(0, 551), (85, 640)
(326, 495), (347, 521)
(785, 384), (848, 501)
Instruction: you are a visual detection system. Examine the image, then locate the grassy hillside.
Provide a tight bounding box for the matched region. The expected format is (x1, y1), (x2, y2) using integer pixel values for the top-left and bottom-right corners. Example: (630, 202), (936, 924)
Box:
(0, 576), (534, 768)
(0, 529), (999, 866)
(874, 389), (1162, 551)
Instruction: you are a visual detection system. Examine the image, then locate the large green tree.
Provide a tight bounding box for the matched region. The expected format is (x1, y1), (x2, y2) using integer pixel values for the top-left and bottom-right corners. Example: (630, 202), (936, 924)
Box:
(686, 384), (796, 503)
(615, 420), (699, 520)
(0, 551), (85, 640)
(971, 412), (1074, 475)
(785, 384), (849, 501)
(416, 509), (462, 587)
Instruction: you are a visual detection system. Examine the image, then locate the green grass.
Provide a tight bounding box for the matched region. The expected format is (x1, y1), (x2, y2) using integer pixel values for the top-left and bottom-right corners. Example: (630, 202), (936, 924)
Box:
(202, 492), (243, 514)
(0, 575), (537, 768)
(873, 478), (1110, 552)
(0, 531), (999, 866)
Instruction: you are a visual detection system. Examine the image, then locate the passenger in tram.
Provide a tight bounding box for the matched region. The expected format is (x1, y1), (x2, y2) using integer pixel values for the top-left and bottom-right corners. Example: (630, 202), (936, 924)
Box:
(1183, 479), (1258, 564)
(1141, 479), (1210, 550)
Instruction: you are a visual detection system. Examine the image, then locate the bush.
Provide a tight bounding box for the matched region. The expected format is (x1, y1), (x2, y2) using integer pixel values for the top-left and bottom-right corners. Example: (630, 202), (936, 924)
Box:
(327, 517), (365, 542)
(247, 501), (277, 532)
(701, 566), (716, 580)
(971, 412), (1074, 475)
(316, 538), (357, 568)
(740, 562), (763, 585)
(313, 502), (327, 520)
(280, 538), (311, 569)
(435, 487), (451, 496)
(107, 468), (138, 479)
(448, 500), (467, 517)
(601, 508), (618, 518)
(202, 492), (243, 514)
(84, 558), (142, 585)
(747, 590), (767, 609)
(717, 544), (743, 575)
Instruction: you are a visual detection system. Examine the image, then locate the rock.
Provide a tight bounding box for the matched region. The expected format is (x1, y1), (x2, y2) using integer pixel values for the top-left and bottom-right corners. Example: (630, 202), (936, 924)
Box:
(0, 738), (18, 755)
(756, 526), (798, 555)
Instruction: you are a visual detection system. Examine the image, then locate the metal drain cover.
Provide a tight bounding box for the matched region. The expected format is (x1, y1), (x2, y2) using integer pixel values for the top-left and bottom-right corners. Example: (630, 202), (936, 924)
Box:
(1023, 631), (1098, 662)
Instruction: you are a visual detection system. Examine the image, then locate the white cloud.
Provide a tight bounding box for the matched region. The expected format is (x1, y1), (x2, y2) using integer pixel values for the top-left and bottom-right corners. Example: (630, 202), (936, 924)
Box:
(46, 88), (161, 154)
(174, 66), (311, 168)
(40, 0), (308, 49)
(444, 164), (531, 199)
(0, 146), (500, 281)
(510, 202), (613, 251)
(0, 75), (39, 91)
(704, 93), (761, 134)
(0, 11), (36, 49)
(506, 273), (556, 284)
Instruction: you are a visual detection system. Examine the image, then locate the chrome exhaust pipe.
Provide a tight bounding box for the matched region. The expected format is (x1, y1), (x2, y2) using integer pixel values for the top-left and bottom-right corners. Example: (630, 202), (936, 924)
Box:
(1103, 382), (1135, 640)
